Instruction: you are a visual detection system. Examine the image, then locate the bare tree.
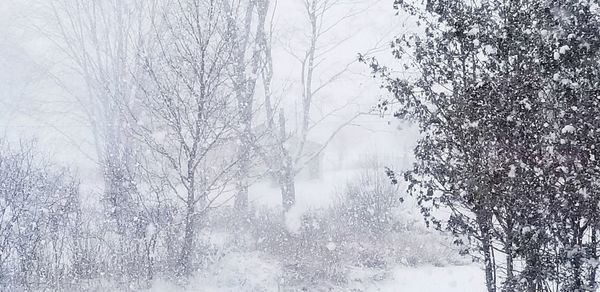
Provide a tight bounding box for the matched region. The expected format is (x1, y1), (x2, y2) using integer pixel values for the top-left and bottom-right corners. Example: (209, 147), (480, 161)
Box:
(128, 0), (239, 276)
(221, 0), (266, 213)
(260, 0), (367, 212)
(47, 0), (159, 283)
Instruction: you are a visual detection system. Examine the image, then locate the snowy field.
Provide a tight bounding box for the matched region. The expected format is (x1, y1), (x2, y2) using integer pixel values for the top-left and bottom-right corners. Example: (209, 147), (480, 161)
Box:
(146, 169), (484, 292)
(150, 251), (484, 292)
(370, 266), (484, 292)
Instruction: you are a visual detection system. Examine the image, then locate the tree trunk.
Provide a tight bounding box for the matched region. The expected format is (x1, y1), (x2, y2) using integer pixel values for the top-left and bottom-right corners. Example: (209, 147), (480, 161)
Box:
(280, 160), (296, 212)
(278, 111), (296, 212)
(233, 70), (253, 213)
(235, 137), (250, 212)
(482, 236), (496, 292)
(590, 227), (598, 291)
(230, 0), (259, 213)
(571, 218), (584, 291)
(179, 171), (196, 277)
(504, 218), (515, 291)
(478, 212), (496, 292)
(179, 200), (195, 276)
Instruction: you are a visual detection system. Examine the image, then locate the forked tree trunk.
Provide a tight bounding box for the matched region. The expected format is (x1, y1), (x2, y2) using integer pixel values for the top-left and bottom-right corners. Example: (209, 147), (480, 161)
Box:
(230, 0), (259, 213)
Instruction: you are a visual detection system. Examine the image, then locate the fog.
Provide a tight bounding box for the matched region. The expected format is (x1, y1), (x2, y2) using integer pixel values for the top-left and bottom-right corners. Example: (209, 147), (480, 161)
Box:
(0, 0), (412, 185)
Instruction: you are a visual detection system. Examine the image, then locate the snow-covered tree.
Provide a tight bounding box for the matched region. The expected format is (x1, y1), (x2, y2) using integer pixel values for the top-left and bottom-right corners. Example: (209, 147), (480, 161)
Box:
(129, 0), (239, 276)
(372, 0), (600, 291)
(260, 0), (367, 212)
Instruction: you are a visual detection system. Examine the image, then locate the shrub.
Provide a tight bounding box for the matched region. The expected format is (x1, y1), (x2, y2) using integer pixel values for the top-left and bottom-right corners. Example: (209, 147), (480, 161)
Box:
(334, 156), (403, 238)
(248, 208), (346, 287)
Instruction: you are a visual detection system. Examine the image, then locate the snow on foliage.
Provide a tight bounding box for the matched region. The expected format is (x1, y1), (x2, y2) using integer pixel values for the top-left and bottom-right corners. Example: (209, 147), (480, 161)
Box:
(367, 0), (600, 291)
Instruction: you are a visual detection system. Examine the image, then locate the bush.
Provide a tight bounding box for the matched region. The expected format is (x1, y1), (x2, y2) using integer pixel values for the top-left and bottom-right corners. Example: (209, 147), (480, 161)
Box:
(0, 141), (81, 290)
(334, 157), (404, 238)
(198, 155), (468, 290)
(249, 208), (346, 287)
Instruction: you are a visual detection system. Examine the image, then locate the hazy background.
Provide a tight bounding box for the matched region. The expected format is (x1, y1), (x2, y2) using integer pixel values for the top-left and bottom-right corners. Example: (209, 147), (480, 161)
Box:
(0, 0), (417, 195)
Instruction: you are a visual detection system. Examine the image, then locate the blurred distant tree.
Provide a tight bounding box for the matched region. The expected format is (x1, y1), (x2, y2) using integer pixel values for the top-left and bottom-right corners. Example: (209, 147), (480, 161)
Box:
(49, 0), (152, 282)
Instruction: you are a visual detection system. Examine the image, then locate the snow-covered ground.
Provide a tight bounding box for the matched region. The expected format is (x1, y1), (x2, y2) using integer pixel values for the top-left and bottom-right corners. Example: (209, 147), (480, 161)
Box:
(147, 164), (484, 292)
(364, 265), (484, 292)
(150, 251), (484, 292)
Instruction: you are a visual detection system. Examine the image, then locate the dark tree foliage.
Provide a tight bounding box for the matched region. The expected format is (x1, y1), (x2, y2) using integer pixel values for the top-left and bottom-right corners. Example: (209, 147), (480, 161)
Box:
(367, 0), (600, 291)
